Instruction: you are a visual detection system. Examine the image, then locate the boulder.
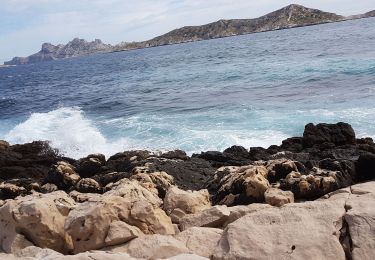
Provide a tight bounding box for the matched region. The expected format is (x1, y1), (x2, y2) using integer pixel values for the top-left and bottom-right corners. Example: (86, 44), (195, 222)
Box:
(213, 199), (347, 259)
(344, 181), (375, 260)
(264, 187), (294, 207)
(75, 178), (102, 193)
(45, 161), (80, 190)
(104, 221), (143, 246)
(160, 150), (189, 160)
(130, 171), (174, 198)
(0, 191), (75, 254)
(356, 153), (375, 181)
(108, 234), (189, 259)
(104, 179), (161, 207)
(210, 165), (270, 206)
(0, 140), (10, 151)
(179, 205), (230, 230)
(76, 154), (105, 178)
(65, 195), (174, 253)
(164, 186), (211, 222)
(265, 159), (299, 183)
(165, 254), (208, 260)
(175, 227), (222, 257)
(302, 122), (356, 148)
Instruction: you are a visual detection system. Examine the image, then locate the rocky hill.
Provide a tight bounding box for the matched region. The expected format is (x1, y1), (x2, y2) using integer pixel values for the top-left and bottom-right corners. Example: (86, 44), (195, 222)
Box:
(4, 38), (113, 65)
(4, 4), (374, 65)
(119, 4), (344, 49)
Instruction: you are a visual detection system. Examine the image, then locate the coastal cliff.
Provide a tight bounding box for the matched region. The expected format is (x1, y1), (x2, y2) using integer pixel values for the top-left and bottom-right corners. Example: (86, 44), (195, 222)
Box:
(4, 4), (374, 65)
(0, 122), (375, 259)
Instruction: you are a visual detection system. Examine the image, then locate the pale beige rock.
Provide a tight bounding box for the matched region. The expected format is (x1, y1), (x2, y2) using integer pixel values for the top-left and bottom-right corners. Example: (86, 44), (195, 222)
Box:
(223, 204), (272, 227)
(105, 221), (143, 246)
(179, 205), (230, 230)
(164, 186), (211, 219)
(165, 254), (208, 260)
(12, 246), (137, 260)
(175, 227), (222, 257)
(170, 208), (187, 223)
(213, 199), (347, 260)
(345, 181), (375, 260)
(2, 234), (33, 254)
(0, 191), (75, 254)
(65, 195), (174, 253)
(264, 187), (294, 207)
(104, 179), (161, 207)
(108, 234), (189, 259)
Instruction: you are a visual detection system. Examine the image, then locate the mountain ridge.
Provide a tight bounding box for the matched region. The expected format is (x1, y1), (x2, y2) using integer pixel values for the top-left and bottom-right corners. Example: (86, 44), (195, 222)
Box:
(4, 4), (375, 65)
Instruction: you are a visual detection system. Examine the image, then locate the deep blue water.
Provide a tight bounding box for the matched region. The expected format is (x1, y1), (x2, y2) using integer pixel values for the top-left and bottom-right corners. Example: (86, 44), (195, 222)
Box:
(1, 18), (375, 158)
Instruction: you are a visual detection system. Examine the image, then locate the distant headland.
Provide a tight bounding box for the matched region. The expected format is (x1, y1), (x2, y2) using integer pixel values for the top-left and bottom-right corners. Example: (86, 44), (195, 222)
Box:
(4, 4), (375, 66)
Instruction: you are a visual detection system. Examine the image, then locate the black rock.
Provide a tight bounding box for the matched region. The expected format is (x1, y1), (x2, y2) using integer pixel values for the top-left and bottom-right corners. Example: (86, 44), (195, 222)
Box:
(356, 153), (375, 181)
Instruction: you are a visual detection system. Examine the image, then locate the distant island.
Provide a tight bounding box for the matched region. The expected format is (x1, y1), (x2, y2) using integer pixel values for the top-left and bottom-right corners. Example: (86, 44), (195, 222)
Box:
(4, 4), (375, 66)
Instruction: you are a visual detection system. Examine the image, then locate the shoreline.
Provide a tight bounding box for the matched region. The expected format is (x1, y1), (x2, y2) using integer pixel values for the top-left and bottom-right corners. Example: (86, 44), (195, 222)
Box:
(1, 122), (375, 259)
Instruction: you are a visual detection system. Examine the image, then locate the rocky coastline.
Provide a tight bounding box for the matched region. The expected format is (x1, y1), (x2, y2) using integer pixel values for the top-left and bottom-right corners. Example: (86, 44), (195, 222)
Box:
(0, 122), (374, 259)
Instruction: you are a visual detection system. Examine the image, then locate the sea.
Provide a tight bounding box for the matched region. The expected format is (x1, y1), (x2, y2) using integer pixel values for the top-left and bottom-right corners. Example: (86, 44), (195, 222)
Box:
(1, 17), (375, 159)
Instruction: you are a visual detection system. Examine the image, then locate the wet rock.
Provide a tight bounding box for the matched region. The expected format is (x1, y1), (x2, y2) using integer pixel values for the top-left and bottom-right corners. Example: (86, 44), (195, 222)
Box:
(356, 153), (375, 181)
(0, 141), (59, 182)
(91, 171), (131, 187)
(264, 187), (294, 207)
(302, 122), (356, 148)
(161, 150), (189, 160)
(193, 146), (252, 167)
(76, 154), (105, 178)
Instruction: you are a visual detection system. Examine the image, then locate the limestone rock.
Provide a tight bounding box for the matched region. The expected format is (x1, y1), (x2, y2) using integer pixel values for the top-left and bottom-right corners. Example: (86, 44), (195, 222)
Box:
(164, 186), (211, 220)
(65, 195), (174, 253)
(165, 254), (208, 260)
(179, 205), (230, 230)
(105, 221), (143, 246)
(344, 181), (375, 260)
(104, 179), (161, 207)
(0, 183), (27, 199)
(264, 187), (294, 207)
(108, 234), (189, 259)
(0, 191), (75, 254)
(213, 199), (346, 259)
(175, 227), (222, 258)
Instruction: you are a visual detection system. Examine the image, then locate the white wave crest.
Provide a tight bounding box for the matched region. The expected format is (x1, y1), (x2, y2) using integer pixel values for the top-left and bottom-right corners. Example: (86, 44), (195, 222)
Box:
(4, 107), (125, 159)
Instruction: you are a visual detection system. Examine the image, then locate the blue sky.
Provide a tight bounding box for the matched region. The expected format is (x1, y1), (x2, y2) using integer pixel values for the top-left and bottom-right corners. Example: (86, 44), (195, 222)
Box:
(1, 0), (374, 62)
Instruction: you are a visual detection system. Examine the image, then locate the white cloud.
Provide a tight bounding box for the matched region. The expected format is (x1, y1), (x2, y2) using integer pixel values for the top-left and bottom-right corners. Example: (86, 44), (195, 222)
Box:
(0, 0), (374, 62)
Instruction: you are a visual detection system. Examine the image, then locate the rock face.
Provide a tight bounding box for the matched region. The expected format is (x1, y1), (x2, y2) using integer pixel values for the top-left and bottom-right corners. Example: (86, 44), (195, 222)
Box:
(4, 38), (113, 65)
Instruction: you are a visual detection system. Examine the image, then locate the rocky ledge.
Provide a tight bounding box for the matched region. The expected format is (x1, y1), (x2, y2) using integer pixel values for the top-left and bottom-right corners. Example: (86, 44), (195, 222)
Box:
(0, 122), (374, 259)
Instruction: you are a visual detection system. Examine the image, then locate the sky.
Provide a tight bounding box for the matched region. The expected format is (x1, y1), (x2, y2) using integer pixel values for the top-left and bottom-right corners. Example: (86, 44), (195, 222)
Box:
(0, 0), (374, 62)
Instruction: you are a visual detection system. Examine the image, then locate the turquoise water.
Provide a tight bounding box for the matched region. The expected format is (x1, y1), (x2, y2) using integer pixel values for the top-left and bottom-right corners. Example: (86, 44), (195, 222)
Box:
(1, 18), (375, 158)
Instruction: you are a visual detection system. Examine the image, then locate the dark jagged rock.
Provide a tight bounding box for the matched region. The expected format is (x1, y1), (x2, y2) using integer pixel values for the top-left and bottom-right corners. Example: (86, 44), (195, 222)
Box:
(0, 141), (60, 182)
(356, 153), (375, 181)
(192, 145), (252, 167)
(75, 154), (106, 178)
(302, 122), (356, 148)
